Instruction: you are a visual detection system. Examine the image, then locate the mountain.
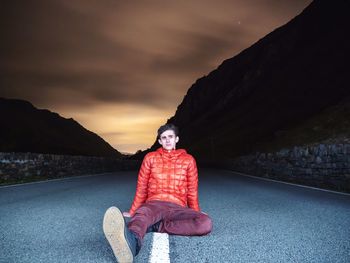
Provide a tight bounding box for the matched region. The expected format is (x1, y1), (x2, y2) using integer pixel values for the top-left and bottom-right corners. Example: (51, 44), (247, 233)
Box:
(138, 0), (350, 160)
(0, 97), (122, 157)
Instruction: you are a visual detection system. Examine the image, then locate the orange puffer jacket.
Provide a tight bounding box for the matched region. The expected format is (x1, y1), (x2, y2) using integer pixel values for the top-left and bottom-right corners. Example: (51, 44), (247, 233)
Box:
(129, 147), (200, 216)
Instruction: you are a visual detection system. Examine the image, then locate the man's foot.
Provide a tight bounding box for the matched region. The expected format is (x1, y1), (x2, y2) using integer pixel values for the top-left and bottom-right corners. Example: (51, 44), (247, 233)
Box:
(103, 206), (137, 263)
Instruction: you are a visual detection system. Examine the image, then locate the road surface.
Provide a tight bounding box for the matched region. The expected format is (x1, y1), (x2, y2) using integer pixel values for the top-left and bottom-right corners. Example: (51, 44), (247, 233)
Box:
(1, 169), (350, 262)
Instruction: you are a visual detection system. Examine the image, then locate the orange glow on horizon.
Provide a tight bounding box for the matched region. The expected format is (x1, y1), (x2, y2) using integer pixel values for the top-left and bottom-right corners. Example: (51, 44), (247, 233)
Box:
(57, 103), (174, 154)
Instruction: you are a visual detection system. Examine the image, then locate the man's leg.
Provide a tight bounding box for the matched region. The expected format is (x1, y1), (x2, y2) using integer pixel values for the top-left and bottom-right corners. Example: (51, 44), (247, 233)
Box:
(157, 204), (213, 236)
(104, 201), (212, 262)
(127, 201), (170, 242)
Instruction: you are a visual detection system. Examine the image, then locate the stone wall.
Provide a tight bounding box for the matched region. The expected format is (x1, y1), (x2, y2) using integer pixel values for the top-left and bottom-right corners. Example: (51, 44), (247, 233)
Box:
(224, 143), (350, 193)
(0, 152), (141, 185)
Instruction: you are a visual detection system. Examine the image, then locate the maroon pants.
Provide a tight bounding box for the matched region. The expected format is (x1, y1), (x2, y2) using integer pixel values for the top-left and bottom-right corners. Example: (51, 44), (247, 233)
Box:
(127, 200), (212, 242)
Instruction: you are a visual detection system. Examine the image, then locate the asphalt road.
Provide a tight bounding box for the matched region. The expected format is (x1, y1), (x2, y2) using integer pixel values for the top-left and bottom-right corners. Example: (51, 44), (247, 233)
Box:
(1, 169), (350, 263)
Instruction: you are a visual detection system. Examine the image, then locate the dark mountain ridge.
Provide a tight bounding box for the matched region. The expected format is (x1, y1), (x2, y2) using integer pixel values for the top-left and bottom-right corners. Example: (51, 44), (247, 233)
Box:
(0, 97), (122, 157)
(138, 0), (350, 159)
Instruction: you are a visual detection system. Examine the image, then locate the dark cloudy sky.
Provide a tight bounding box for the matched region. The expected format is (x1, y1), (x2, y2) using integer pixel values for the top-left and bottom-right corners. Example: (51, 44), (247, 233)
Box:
(0, 0), (312, 153)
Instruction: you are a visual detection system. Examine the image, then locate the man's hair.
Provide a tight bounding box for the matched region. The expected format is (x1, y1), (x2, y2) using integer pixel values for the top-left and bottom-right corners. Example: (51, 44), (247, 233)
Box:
(157, 123), (179, 139)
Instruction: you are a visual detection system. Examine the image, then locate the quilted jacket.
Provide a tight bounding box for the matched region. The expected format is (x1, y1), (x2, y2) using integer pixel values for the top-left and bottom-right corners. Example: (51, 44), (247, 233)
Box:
(129, 147), (200, 215)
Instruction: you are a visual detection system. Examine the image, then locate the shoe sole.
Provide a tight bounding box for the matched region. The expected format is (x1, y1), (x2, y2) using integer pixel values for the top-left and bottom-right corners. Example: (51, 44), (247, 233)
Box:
(103, 206), (133, 263)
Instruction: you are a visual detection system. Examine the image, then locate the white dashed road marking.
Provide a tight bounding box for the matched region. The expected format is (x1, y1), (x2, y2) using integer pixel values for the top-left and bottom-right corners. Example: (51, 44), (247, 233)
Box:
(149, 233), (170, 263)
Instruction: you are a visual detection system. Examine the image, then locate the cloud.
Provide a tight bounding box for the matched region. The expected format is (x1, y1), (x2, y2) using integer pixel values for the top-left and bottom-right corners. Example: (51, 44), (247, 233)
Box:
(148, 24), (252, 75)
(0, 0), (312, 152)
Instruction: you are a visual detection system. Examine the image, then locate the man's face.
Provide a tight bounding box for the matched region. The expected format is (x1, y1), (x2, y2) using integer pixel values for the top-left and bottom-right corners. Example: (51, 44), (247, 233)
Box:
(158, 129), (179, 151)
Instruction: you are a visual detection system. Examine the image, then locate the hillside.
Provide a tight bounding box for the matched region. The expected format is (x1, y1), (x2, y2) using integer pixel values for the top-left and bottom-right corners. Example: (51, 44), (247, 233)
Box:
(0, 97), (122, 157)
(136, 0), (349, 160)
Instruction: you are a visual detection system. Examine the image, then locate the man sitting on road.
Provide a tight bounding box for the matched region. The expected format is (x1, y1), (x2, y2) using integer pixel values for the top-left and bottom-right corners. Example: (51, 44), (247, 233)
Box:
(103, 123), (213, 263)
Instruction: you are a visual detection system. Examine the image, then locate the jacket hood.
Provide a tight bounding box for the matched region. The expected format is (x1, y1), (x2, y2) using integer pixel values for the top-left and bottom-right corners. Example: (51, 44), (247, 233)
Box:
(156, 147), (187, 160)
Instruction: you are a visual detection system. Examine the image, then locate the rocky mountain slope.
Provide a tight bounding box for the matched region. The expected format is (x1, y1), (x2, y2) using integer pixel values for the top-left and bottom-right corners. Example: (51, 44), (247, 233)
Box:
(0, 97), (122, 157)
(138, 0), (349, 160)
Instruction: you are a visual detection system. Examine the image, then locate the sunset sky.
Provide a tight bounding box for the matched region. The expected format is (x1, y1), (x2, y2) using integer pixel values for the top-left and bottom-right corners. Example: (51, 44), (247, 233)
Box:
(1, 0), (311, 153)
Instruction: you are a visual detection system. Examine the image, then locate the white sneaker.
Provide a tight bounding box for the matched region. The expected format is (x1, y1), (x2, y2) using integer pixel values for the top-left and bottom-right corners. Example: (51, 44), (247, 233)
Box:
(103, 206), (134, 263)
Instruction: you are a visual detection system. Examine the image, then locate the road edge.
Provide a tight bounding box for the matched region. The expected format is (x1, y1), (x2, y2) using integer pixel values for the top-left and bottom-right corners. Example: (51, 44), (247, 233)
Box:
(230, 170), (350, 196)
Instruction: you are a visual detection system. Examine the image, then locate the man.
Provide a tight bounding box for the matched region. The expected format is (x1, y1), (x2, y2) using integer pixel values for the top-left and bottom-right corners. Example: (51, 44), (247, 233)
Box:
(103, 123), (212, 263)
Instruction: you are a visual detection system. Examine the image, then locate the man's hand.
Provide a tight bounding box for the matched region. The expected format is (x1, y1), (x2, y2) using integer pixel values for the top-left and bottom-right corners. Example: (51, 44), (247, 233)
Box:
(123, 212), (131, 217)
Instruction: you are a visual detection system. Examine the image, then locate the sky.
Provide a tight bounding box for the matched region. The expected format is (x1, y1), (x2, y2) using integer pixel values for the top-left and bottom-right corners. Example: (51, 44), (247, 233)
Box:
(0, 0), (312, 154)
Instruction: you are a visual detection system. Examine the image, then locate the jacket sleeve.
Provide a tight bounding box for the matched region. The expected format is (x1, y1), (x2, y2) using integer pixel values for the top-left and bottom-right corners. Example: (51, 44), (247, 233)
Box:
(187, 157), (200, 211)
(129, 154), (152, 216)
